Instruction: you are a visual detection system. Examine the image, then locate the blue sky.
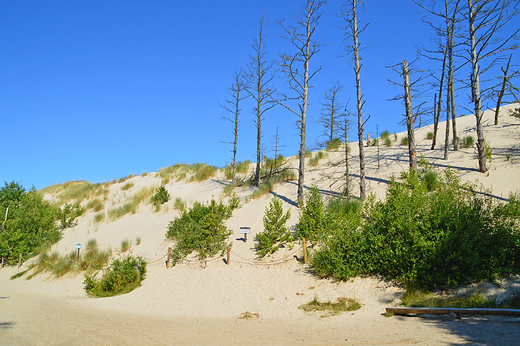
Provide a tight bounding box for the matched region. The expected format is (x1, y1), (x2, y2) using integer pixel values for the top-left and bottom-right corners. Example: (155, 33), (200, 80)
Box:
(1, 1), (517, 189)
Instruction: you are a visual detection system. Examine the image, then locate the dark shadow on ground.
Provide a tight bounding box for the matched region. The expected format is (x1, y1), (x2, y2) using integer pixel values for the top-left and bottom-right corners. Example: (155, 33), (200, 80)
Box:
(0, 322), (14, 330)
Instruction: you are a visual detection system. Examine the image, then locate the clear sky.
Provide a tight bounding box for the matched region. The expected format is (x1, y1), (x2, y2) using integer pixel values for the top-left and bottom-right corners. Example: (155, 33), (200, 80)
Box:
(1, 0), (517, 189)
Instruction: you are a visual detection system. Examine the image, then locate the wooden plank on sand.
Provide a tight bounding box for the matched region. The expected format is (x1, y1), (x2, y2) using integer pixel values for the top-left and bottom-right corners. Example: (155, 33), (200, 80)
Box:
(387, 307), (520, 317)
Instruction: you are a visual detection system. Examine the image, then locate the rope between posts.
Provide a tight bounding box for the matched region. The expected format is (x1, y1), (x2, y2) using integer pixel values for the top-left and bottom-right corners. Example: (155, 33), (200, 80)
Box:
(147, 254), (167, 265)
(230, 245), (304, 266)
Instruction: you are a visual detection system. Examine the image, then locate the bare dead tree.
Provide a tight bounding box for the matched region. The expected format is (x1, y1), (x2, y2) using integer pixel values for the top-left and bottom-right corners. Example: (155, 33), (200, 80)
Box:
(414, 0), (464, 153)
(276, 0), (328, 205)
(220, 70), (248, 182)
(388, 60), (430, 170)
(341, 0), (369, 200)
(464, 0), (519, 173)
(246, 13), (277, 187)
(493, 54), (520, 124)
(319, 83), (343, 146)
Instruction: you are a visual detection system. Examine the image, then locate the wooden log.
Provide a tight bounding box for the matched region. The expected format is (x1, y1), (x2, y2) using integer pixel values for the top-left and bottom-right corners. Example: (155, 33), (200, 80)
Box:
(1, 257), (4, 268)
(386, 307), (520, 317)
(167, 247), (171, 268)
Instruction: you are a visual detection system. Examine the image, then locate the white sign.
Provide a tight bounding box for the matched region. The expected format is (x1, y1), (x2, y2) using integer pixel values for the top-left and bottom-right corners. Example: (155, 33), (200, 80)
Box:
(76, 243), (81, 249)
(239, 227), (251, 234)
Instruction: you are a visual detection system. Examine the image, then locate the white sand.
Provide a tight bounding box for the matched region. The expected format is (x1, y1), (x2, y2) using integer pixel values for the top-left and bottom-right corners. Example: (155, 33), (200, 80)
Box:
(1, 103), (520, 345)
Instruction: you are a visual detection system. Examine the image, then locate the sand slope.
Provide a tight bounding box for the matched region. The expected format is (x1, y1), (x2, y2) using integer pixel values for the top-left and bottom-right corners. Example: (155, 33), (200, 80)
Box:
(1, 103), (520, 345)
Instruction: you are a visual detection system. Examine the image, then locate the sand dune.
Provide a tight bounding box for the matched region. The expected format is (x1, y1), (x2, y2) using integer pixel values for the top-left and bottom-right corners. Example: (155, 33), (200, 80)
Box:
(1, 103), (520, 345)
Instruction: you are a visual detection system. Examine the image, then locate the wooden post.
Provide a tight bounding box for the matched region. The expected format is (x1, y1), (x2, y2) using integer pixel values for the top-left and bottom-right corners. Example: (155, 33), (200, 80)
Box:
(1, 257), (4, 268)
(18, 253), (22, 269)
(77, 248), (80, 259)
(244, 233), (247, 242)
(226, 246), (230, 265)
(303, 238), (308, 264)
(65, 253), (69, 266)
(38, 254), (42, 269)
(167, 247), (171, 268)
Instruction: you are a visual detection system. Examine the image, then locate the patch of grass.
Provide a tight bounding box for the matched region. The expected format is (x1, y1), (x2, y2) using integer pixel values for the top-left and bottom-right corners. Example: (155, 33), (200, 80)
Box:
(394, 132), (398, 141)
(174, 197), (186, 211)
(118, 174), (136, 183)
(223, 182), (236, 196)
(400, 136), (409, 146)
(299, 296), (361, 317)
(120, 239), (131, 253)
(121, 182), (134, 191)
(94, 211), (106, 223)
(309, 151), (327, 167)
(152, 186), (170, 209)
(43, 181), (108, 205)
(400, 288), (520, 309)
(371, 138), (379, 146)
(326, 138), (342, 151)
(462, 135), (475, 148)
(136, 236), (141, 245)
(305, 150), (312, 158)
(252, 180), (274, 199)
(426, 131), (434, 140)
(381, 130), (391, 139)
(188, 164), (218, 182)
(86, 198), (104, 212)
(485, 140), (493, 162)
(384, 137), (392, 147)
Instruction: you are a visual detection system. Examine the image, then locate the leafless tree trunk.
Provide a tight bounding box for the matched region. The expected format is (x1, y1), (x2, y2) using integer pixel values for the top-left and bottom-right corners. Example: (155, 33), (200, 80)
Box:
(403, 60), (418, 170)
(465, 0), (519, 173)
(220, 70), (248, 182)
(344, 108), (350, 196)
(342, 0), (368, 199)
(494, 54), (512, 125)
(444, 76), (451, 159)
(432, 93), (439, 149)
(320, 83), (343, 145)
(246, 13), (276, 187)
(277, 0), (327, 205)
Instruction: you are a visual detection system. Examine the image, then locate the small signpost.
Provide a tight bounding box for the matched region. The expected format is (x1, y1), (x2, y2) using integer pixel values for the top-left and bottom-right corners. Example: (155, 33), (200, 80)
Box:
(76, 243), (81, 259)
(240, 227), (250, 243)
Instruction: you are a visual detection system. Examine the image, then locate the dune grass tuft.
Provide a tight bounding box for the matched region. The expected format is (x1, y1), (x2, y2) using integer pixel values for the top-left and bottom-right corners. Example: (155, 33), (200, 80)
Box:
(299, 296), (361, 317)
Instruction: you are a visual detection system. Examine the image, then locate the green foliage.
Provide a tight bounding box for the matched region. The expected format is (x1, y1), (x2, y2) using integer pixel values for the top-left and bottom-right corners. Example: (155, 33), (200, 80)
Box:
(326, 138), (342, 151)
(228, 192), (241, 211)
(224, 160), (251, 179)
(166, 198), (233, 264)
(297, 186), (327, 243)
(120, 238), (130, 252)
(510, 107), (520, 119)
(381, 130), (390, 139)
(56, 203), (84, 229)
(305, 150), (312, 158)
(485, 140), (493, 162)
(462, 135), (475, 148)
(152, 186), (170, 207)
(310, 168), (520, 289)
(384, 137), (392, 147)
(371, 138), (379, 146)
(255, 196), (293, 257)
(189, 164), (218, 182)
(309, 151), (327, 167)
(426, 131), (434, 140)
(107, 186), (155, 220)
(400, 136), (409, 145)
(1, 182), (61, 263)
(93, 211), (106, 223)
(84, 255), (147, 297)
(252, 180), (274, 199)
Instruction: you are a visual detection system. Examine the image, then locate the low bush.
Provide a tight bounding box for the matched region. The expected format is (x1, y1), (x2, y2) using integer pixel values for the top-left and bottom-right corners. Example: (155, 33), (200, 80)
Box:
(381, 130), (390, 139)
(86, 198), (104, 212)
(121, 182), (134, 191)
(255, 196), (293, 257)
(400, 136), (409, 146)
(426, 131), (434, 140)
(310, 168), (520, 290)
(166, 198), (234, 264)
(84, 255), (147, 297)
(56, 203), (84, 229)
(152, 186), (170, 208)
(384, 137), (392, 147)
(252, 180), (274, 199)
(296, 186), (327, 243)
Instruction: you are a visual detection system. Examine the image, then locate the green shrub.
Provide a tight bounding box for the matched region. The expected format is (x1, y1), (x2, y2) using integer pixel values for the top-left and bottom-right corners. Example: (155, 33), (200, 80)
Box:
(0, 182), (61, 263)
(255, 196), (293, 257)
(236, 160), (251, 174)
(166, 199), (233, 264)
(252, 180), (274, 199)
(120, 238), (130, 253)
(462, 135), (475, 148)
(326, 138), (342, 151)
(311, 168), (520, 289)
(297, 186), (327, 243)
(152, 186), (170, 207)
(223, 183), (236, 196)
(371, 138), (379, 146)
(84, 255), (147, 297)
(228, 192), (241, 211)
(426, 131), (434, 140)
(510, 107), (520, 119)
(305, 150), (312, 158)
(400, 136), (409, 146)
(384, 138), (392, 147)
(56, 203), (84, 229)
